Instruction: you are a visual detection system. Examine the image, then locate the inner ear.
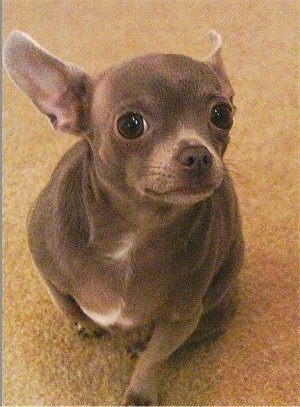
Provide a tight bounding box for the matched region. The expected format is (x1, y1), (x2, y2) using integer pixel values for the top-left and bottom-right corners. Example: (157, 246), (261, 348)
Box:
(4, 31), (93, 135)
(204, 30), (234, 101)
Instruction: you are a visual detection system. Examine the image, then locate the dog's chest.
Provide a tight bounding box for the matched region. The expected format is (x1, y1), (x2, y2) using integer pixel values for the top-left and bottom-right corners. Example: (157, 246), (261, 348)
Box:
(77, 231), (183, 329)
(80, 302), (133, 328)
(106, 233), (135, 262)
(78, 233), (136, 328)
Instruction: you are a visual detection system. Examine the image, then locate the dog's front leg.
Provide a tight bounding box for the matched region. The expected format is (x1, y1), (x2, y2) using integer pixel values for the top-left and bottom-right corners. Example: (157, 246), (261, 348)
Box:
(123, 307), (202, 406)
(39, 274), (105, 337)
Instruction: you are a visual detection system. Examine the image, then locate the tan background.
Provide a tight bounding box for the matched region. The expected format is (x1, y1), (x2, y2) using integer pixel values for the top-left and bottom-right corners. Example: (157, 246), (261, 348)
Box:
(2, 0), (299, 405)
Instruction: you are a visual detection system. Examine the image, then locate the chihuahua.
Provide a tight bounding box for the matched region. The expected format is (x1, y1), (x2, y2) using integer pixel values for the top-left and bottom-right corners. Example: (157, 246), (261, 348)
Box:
(4, 30), (244, 405)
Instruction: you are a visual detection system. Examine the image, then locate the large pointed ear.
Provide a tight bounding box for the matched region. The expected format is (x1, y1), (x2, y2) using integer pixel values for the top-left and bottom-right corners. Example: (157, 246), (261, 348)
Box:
(204, 30), (234, 101)
(3, 31), (92, 135)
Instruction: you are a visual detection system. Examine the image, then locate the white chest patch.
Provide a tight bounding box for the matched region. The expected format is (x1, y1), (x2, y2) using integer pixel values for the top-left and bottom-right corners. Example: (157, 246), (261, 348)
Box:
(108, 233), (135, 261)
(80, 235), (136, 328)
(80, 304), (133, 328)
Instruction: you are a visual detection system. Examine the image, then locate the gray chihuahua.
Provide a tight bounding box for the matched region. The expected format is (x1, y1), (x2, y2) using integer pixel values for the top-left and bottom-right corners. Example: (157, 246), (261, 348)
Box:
(4, 30), (244, 405)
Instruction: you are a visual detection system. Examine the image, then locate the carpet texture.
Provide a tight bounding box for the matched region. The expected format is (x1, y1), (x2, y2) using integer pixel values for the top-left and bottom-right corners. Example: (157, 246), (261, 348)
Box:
(2, 1), (299, 405)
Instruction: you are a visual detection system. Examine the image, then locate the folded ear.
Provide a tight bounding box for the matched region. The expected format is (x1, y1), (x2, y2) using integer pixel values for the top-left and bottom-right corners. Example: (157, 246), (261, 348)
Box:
(4, 31), (92, 135)
(204, 30), (234, 101)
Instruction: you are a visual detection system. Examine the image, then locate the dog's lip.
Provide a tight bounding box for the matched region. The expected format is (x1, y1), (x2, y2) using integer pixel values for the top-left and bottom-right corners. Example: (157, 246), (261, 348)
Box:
(145, 183), (215, 197)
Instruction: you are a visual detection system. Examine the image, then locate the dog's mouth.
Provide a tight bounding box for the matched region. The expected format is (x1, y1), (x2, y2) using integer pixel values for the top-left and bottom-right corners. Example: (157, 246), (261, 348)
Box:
(137, 162), (224, 204)
(145, 183), (213, 196)
(144, 181), (218, 204)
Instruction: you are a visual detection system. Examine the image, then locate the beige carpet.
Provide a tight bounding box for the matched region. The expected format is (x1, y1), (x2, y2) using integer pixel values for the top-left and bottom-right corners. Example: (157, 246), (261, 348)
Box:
(2, 1), (299, 405)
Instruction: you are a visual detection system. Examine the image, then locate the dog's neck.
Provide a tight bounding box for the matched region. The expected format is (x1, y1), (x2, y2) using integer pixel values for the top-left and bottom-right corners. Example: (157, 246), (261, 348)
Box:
(90, 166), (182, 229)
(84, 150), (208, 245)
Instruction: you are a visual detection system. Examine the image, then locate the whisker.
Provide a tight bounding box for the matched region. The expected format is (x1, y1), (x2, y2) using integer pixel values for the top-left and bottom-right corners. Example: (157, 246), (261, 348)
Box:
(223, 161), (241, 171)
(223, 157), (244, 164)
(229, 141), (243, 153)
(224, 167), (251, 182)
(148, 163), (251, 182)
(223, 158), (241, 163)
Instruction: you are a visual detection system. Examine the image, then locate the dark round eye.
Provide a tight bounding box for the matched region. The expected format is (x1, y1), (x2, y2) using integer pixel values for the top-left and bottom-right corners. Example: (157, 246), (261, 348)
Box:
(210, 105), (233, 130)
(117, 112), (148, 139)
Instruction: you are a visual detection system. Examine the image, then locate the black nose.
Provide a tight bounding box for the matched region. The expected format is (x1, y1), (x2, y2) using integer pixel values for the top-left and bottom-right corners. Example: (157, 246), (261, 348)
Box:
(176, 145), (213, 174)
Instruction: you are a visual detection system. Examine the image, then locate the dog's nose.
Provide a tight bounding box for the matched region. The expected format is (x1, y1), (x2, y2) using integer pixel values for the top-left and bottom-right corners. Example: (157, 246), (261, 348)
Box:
(176, 146), (213, 174)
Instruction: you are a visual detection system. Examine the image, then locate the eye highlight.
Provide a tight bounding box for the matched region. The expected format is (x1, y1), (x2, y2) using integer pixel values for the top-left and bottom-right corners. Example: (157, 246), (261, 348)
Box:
(117, 112), (148, 140)
(210, 104), (233, 130)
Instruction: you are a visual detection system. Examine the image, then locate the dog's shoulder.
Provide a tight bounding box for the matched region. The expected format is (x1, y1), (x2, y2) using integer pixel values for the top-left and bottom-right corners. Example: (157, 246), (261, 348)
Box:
(29, 140), (92, 252)
(51, 140), (93, 246)
(49, 139), (90, 184)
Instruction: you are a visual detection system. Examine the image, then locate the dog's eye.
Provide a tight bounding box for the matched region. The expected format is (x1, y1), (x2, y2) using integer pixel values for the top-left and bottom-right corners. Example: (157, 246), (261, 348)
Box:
(210, 105), (233, 130)
(117, 113), (148, 139)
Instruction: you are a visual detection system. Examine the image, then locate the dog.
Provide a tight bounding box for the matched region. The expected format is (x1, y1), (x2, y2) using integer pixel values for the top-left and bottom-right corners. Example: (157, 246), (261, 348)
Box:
(4, 29), (244, 405)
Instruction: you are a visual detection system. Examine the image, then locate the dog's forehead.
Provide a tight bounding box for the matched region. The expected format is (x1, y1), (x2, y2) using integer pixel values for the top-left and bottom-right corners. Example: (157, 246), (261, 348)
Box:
(96, 53), (220, 107)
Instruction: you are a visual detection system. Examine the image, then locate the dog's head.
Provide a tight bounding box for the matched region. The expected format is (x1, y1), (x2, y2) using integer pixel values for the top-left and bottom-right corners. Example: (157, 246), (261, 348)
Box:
(4, 30), (234, 205)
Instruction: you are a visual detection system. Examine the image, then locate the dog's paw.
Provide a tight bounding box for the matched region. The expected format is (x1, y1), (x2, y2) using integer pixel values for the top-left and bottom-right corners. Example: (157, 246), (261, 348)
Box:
(123, 386), (159, 406)
(73, 322), (105, 338)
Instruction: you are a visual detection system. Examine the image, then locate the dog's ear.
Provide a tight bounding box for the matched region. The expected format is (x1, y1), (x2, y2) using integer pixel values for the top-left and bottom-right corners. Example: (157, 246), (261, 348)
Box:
(4, 31), (92, 135)
(204, 30), (234, 101)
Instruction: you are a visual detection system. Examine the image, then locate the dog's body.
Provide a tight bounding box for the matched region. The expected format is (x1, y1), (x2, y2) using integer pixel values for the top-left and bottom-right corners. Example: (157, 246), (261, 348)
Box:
(4, 31), (244, 405)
